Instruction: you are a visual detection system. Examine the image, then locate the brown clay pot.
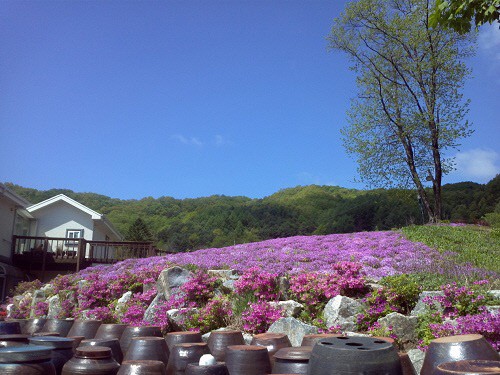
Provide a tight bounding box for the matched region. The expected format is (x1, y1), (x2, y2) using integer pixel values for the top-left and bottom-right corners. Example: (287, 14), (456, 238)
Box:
(95, 323), (129, 341)
(0, 321), (22, 335)
(123, 337), (169, 367)
(300, 333), (344, 347)
(185, 362), (229, 375)
(166, 342), (210, 375)
(433, 359), (500, 375)
(62, 346), (120, 375)
(67, 319), (102, 339)
(120, 325), (162, 355)
(399, 352), (417, 375)
(207, 330), (245, 361)
(33, 331), (61, 337)
(29, 336), (75, 375)
(225, 345), (272, 375)
(421, 334), (500, 375)
(308, 336), (403, 375)
(80, 338), (124, 364)
(42, 319), (75, 337)
(0, 345), (56, 374)
(0, 334), (30, 344)
(251, 333), (291, 364)
(165, 331), (203, 351)
(118, 360), (167, 375)
(272, 346), (312, 374)
(68, 335), (85, 352)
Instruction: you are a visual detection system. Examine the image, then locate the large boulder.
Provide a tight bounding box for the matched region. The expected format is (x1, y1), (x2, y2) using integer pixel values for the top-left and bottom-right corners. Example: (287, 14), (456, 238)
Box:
(47, 294), (61, 318)
(267, 317), (318, 347)
(157, 266), (192, 300)
(323, 295), (362, 331)
(114, 291), (133, 317)
(410, 291), (444, 316)
(269, 300), (303, 318)
(207, 269), (239, 280)
(143, 294), (166, 323)
(378, 312), (418, 345)
(407, 348), (425, 375)
(167, 308), (198, 331)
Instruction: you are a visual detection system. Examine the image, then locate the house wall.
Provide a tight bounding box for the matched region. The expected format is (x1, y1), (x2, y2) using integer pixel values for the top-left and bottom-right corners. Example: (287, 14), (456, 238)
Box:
(33, 200), (94, 240)
(0, 198), (16, 260)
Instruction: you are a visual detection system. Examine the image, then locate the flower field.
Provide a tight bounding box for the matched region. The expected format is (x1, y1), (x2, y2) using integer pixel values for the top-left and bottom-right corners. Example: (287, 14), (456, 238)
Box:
(6, 227), (499, 350)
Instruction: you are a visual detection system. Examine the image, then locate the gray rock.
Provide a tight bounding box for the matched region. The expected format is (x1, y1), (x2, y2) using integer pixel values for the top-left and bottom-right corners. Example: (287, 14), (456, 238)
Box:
(278, 277), (291, 300)
(243, 333), (253, 345)
(167, 308), (198, 331)
(143, 294), (166, 323)
(30, 289), (47, 318)
(115, 291), (133, 316)
(269, 300), (303, 318)
(267, 317), (318, 347)
(323, 295), (362, 332)
(410, 291), (444, 316)
(378, 312), (418, 344)
(220, 279), (236, 293)
(47, 294), (61, 319)
(407, 348), (425, 374)
(208, 269), (239, 280)
(486, 305), (500, 315)
(488, 290), (500, 300)
(157, 266), (193, 300)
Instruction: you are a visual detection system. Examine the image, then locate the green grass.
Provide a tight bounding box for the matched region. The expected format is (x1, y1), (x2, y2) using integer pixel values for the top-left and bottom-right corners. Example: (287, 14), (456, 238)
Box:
(402, 225), (500, 274)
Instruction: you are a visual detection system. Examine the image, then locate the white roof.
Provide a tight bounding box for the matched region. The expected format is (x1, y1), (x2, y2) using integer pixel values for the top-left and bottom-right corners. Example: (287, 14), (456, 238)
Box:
(0, 183), (31, 208)
(27, 194), (123, 240)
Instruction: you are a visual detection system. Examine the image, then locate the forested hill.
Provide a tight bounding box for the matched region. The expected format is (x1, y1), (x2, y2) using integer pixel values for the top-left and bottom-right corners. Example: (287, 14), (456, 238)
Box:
(5, 175), (499, 252)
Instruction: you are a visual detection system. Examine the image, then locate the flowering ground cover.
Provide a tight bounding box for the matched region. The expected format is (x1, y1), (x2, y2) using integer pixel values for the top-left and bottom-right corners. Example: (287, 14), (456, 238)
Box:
(5, 227), (499, 350)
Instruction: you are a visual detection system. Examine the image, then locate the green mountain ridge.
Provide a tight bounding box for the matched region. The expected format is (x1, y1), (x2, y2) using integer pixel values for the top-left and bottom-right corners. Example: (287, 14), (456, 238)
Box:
(5, 176), (499, 252)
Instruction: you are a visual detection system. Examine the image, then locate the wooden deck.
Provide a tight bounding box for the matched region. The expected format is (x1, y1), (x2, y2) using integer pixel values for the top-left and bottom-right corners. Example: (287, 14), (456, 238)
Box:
(11, 236), (166, 279)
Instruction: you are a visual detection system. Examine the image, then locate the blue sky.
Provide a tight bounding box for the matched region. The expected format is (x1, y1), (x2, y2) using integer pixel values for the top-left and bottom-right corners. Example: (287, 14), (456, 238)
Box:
(1, 1), (499, 200)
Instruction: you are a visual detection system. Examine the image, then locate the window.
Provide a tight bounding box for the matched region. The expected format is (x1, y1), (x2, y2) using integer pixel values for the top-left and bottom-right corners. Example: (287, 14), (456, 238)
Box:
(65, 229), (84, 246)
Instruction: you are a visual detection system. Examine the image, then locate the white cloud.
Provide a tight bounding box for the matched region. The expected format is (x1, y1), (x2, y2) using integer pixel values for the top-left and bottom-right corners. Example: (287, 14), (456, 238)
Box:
(478, 22), (500, 62)
(214, 135), (232, 146)
(453, 148), (499, 181)
(171, 134), (203, 146)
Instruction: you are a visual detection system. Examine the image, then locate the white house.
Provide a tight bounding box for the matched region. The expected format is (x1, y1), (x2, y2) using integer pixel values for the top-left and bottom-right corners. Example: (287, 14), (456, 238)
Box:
(26, 194), (123, 243)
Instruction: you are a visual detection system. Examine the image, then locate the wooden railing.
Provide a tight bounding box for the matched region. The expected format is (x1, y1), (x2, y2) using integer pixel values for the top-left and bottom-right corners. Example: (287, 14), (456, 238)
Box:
(11, 236), (163, 273)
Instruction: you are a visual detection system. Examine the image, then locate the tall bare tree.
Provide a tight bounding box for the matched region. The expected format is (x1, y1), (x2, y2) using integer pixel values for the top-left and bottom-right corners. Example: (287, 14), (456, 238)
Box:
(328, 0), (475, 222)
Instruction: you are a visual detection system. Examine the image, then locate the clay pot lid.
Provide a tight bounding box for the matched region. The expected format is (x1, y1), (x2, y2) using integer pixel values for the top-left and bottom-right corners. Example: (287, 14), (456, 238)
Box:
(211, 330), (242, 335)
(274, 346), (312, 360)
(168, 331), (201, 336)
(32, 331), (61, 337)
(75, 346), (112, 358)
(81, 338), (119, 346)
(177, 342), (207, 348)
(433, 334), (483, 343)
(253, 333), (286, 339)
(28, 336), (74, 349)
(227, 345), (266, 351)
(437, 359), (500, 373)
(0, 334), (30, 341)
(0, 345), (52, 362)
(131, 336), (165, 341)
(317, 336), (394, 351)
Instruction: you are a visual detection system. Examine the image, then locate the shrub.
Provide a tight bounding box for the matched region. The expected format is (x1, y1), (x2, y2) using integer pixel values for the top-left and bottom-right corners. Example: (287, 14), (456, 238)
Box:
(241, 301), (284, 334)
(11, 279), (43, 296)
(180, 270), (221, 306)
(182, 297), (233, 334)
(234, 267), (280, 301)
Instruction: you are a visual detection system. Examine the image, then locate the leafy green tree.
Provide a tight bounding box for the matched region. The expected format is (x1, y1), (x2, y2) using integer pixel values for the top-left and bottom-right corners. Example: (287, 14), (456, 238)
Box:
(430, 0), (500, 33)
(126, 218), (153, 242)
(328, 0), (474, 223)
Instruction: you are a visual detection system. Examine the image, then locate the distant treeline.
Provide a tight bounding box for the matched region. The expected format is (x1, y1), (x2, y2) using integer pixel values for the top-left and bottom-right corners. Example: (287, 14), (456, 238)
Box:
(6, 175), (499, 252)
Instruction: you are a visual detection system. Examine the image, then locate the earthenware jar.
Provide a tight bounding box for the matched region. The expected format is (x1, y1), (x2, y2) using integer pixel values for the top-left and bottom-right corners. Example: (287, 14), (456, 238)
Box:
(33, 331), (61, 337)
(0, 334), (30, 344)
(68, 335), (85, 351)
(62, 346), (120, 375)
(433, 359), (500, 375)
(0, 321), (21, 335)
(123, 337), (169, 367)
(118, 360), (167, 375)
(308, 336), (402, 375)
(300, 333), (344, 347)
(120, 325), (162, 355)
(67, 319), (102, 339)
(399, 352), (417, 375)
(0, 344), (56, 374)
(225, 345), (272, 375)
(165, 331), (203, 351)
(185, 362), (229, 375)
(251, 332), (291, 364)
(421, 334), (500, 375)
(272, 346), (311, 374)
(80, 338), (124, 364)
(21, 318), (47, 335)
(166, 342), (210, 375)
(29, 336), (75, 375)
(42, 319), (75, 337)
(95, 323), (129, 341)
(207, 330), (245, 361)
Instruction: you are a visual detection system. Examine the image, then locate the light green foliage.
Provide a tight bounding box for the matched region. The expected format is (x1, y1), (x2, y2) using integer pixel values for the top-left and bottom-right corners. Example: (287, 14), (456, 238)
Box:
(380, 274), (422, 314)
(328, 0), (475, 223)
(402, 225), (500, 275)
(430, 0), (500, 33)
